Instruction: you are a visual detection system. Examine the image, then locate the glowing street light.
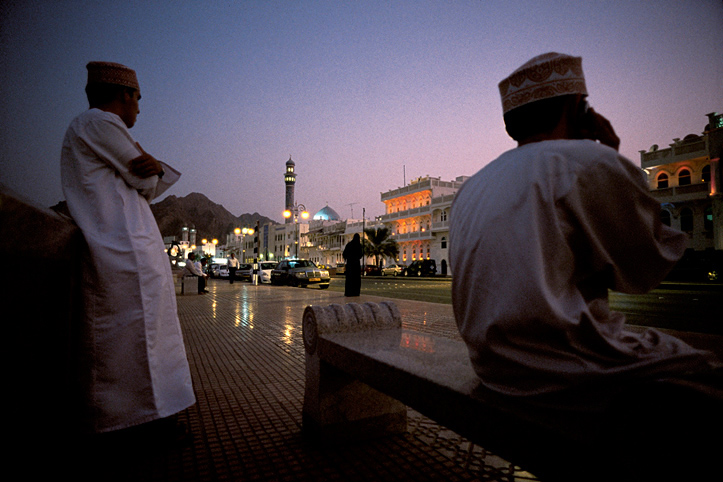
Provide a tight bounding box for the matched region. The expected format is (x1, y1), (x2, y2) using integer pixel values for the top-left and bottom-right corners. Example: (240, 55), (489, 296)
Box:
(283, 202), (308, 258)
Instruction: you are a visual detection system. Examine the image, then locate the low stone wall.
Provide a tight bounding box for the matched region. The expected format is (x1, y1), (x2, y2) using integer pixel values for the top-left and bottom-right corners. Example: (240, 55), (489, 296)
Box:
(1, 184), (85, 438)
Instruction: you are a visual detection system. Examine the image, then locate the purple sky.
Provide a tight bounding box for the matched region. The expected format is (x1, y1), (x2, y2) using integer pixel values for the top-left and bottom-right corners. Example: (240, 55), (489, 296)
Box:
(1, 1), (721, 222)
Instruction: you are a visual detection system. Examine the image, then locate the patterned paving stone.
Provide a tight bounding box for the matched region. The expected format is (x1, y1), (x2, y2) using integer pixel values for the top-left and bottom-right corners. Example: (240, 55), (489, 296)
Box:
(80, 279), (541, 481)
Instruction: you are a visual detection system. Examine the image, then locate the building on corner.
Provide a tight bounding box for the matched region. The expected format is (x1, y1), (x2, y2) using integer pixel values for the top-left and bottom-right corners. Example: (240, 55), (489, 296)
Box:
(379, 175), (468, 276)
(641, 111), (722, 280)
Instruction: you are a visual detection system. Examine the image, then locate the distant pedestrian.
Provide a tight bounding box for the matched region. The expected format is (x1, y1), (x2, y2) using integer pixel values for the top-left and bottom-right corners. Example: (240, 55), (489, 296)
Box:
(197, 256), (209, 293)
(60, 61), (195, 437)
(228, 253), (239, 284)
(343, 233), (363, 296)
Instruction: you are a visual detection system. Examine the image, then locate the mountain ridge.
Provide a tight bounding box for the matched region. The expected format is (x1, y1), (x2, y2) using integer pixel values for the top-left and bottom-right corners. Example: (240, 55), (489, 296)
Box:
(51, 192), (277, 243)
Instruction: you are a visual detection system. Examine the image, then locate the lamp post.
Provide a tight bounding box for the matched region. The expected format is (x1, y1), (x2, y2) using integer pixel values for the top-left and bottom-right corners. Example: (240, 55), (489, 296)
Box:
(236, 226), (254, 263)
(283, 202), (309, 258)
(235, 226), (259, 284)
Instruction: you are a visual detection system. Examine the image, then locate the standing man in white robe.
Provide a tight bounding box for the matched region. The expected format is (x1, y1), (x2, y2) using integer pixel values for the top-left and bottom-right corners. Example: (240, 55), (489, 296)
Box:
(61, 61), (195, 436)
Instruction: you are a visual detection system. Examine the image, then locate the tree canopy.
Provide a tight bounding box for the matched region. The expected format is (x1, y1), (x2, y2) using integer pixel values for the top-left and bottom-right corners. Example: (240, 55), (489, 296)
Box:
(362, 227), (399, 267)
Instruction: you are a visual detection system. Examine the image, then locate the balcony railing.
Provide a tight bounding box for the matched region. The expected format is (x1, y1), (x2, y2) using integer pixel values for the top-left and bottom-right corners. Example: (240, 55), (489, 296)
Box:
(641, 138), (709, 168)
(431, 220), (449, 231)
(390, 230), (432, 241)
(380, 205), (432, 222)
(430, 193), (456, 207)
(651, 182), (710, 200)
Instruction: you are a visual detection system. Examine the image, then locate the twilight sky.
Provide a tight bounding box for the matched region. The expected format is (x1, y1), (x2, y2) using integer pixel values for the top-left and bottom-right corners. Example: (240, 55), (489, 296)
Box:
(1, 0), (721, 222)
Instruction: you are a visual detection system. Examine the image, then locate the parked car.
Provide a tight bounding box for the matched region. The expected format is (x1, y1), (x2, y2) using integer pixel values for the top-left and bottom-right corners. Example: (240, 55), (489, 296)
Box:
(218, 265), (230, 278)
(234, 263), (253, 281)
(363, 264), (382, 276)
(404, 259), (437, 277)
(271, 259), (330, 289)
(210, 263), (221, 278)
(258, 261), (278, 284)
(381, 263), (406, 276)
(336, 263), (346, 275)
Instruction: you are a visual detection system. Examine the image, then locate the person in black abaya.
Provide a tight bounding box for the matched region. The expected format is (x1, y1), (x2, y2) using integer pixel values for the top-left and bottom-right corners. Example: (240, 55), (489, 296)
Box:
(343, 233), (363, 296)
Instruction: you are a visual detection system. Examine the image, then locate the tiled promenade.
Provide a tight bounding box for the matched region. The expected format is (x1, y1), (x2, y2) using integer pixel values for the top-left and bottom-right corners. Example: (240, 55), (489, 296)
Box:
(72, 278), (538, 482)
(55, 277), (721, 482)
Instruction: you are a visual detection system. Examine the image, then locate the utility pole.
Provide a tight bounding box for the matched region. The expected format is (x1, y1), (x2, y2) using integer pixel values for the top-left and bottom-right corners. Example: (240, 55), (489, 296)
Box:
(252, 220), (260, 285)
(362, 207), (366, 274)
(346, 202), (358, 219)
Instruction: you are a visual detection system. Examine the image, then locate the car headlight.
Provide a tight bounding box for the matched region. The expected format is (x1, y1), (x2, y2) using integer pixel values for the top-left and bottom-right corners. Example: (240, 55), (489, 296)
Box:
(294, 272), (307, 278)
(321, 270), (329, 277)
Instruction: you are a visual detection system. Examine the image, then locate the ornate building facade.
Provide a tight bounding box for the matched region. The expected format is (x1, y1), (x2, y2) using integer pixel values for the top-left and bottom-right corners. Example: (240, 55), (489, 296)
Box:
(641, 112), (722, 252)
(379, 175), (468, 275)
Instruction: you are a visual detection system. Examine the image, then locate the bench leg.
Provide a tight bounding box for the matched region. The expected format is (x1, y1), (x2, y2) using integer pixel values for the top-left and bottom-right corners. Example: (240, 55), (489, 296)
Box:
(302, 302), (407, 442)
(303, 351), (407, 442)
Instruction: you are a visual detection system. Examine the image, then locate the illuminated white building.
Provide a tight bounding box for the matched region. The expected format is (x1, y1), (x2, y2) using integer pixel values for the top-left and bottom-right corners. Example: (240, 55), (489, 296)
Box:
(379, 175), (468, 275)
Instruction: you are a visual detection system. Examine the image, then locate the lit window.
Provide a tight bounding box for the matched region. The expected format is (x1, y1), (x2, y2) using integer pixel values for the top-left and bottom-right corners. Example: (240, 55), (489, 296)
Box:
(704, 206), (713, 231)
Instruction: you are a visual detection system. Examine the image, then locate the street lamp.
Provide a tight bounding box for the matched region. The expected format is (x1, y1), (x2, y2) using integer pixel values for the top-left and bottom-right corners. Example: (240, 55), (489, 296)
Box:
(235, 225), (260, 284)
(234, 227), (255, 262)
(283, 203), (309, 258)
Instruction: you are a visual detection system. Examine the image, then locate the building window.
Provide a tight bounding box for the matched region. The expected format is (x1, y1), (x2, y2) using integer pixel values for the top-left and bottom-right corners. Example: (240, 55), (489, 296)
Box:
(657, 173), (669, 189)
(702, 165), (711, 183)
(441, 237), (447, 249)
(704, 206), (713, 231)
(440, 210), (447, 222)
(660, 210), (671, 227)
(680, 208), (694, 232)
(678, 169), (691, 186)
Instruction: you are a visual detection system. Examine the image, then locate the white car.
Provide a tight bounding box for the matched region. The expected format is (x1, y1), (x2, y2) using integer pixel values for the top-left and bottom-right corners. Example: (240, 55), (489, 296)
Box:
(218, 265), (230, 278)
(258, 261), (278, 283)
(382, 263), (406, 276)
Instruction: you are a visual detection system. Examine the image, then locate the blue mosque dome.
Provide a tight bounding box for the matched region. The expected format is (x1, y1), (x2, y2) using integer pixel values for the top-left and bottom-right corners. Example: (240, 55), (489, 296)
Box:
(313, 205), (341, 221)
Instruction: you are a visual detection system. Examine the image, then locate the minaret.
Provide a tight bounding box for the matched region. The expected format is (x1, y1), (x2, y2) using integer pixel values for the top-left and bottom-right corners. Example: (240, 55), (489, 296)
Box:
(284, 156), (296, 224)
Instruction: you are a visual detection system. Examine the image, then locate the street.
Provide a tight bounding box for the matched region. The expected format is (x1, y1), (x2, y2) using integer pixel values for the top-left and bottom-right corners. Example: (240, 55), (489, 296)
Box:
(327, 276), (722, 335)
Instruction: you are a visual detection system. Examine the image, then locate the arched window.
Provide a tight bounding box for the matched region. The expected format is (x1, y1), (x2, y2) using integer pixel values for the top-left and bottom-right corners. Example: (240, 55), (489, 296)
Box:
(702, 165), (711, 183)
(660, 210), (671, 226)
(678, 169), (691, 186)
(680, 208), (694, 232)
(657, 173), (669, 189)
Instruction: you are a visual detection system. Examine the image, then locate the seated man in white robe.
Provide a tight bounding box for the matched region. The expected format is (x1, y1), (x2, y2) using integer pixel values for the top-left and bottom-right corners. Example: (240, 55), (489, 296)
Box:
(449, 52), (721, 478)
(183, 252), (208, 294)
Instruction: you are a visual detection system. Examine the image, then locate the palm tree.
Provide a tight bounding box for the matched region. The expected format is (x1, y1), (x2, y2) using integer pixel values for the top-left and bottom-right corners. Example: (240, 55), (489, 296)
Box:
(362, 227), (399, 270)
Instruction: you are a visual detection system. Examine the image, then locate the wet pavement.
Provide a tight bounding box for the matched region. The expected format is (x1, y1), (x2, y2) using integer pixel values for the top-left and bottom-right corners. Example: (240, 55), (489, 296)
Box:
(70, 278), (539, 482)
(52, 277), (721, 482)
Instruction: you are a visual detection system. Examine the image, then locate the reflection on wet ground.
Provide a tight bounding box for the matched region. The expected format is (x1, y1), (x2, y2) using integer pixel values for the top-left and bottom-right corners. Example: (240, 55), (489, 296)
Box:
(68, 279), (537, 481)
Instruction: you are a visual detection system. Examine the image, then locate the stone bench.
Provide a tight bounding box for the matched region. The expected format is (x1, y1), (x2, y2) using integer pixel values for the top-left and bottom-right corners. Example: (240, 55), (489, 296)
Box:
(178, 272), (199, 295)
(301, 301), (720, 482)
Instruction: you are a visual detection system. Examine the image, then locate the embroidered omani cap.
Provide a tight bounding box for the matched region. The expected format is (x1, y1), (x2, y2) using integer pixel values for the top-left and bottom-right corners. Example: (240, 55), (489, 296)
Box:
(499, 53), (587, 114)
(86, 61), (139, 90)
